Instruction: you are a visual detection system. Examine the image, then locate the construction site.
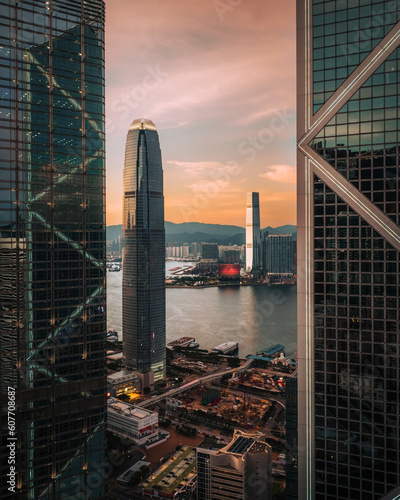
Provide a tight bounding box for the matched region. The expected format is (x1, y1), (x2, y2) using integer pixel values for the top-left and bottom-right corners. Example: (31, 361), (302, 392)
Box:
(163, 377), (278, 432)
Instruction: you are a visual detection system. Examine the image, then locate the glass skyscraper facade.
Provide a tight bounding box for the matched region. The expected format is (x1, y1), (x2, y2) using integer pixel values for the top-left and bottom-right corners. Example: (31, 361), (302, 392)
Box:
(0, 1), (106, 498)
(122, 118), (166, 382)
(297, 1), (400, 499)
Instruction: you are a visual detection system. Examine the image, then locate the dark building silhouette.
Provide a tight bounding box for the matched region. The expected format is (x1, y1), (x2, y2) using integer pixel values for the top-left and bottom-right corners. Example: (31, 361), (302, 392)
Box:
(122, 119), (166, 381)
(0, 2), (106, 498)
(201, 242), (219, 261)
(285, 371), (298, 500)
(265, 234), (294, 274)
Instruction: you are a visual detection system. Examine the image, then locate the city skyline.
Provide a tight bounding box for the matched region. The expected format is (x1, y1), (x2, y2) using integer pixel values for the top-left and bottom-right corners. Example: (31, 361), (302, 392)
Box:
(105, 0), (296, 227)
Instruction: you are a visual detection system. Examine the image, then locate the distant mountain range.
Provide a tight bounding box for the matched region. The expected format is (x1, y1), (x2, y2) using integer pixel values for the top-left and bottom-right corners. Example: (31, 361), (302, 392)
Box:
(107, 222), (297, 246)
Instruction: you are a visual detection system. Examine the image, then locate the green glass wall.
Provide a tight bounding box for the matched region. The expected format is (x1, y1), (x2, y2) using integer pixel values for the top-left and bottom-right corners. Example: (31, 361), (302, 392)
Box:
(0, 1), (106, 498)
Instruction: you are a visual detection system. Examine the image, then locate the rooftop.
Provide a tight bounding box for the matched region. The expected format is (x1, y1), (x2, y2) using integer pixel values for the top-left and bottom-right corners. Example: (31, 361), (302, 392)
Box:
(262, 344), (285, 356)
(227, 436), (255, 455)
(107, 371), (140, 385)
(129, 118), (157, 131)
(198, 437), (226, 451)
(249, 441), (269, 454)
(107, 397), (155, 419)
(217, 430), (269, 457)
(142, 446), (196, 495)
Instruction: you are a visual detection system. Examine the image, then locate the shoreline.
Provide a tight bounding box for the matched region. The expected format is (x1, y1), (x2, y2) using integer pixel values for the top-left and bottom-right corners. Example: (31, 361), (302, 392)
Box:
(166, 282), (296, 289)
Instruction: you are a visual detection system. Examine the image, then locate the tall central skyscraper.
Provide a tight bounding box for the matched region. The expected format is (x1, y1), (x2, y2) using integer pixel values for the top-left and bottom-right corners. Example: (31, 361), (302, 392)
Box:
(245, 192), (261, 273)
(298, 1), (400, 499)
(0, 1), (106, 498)
(122, 119), (166, 382)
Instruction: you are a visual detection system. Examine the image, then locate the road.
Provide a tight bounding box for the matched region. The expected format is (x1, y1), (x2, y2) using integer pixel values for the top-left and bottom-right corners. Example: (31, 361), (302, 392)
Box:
(136, 359), (254, 408)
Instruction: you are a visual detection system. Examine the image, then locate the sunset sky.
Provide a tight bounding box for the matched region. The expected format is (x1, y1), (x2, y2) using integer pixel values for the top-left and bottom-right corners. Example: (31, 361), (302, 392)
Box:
(105, 0), (296, 227)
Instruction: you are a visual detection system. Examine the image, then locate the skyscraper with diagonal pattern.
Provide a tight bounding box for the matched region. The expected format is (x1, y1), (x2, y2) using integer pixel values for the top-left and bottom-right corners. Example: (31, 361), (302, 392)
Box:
(0, 1), (106, 498)
(297, 1), (400, 498)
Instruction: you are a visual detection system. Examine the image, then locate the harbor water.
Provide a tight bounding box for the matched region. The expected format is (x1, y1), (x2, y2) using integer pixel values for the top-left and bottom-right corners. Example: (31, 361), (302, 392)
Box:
(107, 263), (297, 358)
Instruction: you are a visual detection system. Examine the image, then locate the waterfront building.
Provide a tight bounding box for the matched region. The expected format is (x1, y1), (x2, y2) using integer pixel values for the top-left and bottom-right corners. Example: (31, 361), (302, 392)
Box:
(245, 192), (261, 273)
(266, 234), (294, 274)
(201, 242), (219, 261)
(297, 1), (400, 498)
(222, 248), (241, 264)
(122, 118), (166, 381)
(196, 430), (272, 500)
(0, 1), (106, 498)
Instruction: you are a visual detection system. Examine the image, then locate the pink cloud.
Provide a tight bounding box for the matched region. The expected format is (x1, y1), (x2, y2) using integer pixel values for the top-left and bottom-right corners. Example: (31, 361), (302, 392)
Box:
(105, 0), (297, 226)
(260, 165), (296, 184)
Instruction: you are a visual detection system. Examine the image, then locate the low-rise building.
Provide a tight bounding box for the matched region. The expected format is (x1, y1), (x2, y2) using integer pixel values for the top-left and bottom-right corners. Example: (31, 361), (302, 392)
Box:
(107, 371), (141, 398)
(107, 397), (160, 446)
(117, 460), (150, 485)
(196, 430), (272, 500)
(141, 446), (197, 499)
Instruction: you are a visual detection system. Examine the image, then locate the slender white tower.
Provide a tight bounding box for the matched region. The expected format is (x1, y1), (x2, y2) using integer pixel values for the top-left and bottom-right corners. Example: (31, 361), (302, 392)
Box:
(245, 192), (261, 273)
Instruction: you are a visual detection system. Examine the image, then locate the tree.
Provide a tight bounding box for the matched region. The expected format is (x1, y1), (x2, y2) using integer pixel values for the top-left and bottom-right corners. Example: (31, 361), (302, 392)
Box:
(129, 471), (143, 486)
(140, 465), (150, 475)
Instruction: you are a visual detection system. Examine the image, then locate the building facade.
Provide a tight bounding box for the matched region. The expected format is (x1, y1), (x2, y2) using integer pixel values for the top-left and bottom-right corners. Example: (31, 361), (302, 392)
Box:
(245, 192), (261, 273)
(107, 398), (160, 446)
(297, 1), (400, 499)
(201, 242), (219, 261)
(0, 1), (106, 498)
(196, 430), (272, 500)
(122, 118), (166, 381)
(285, 370), (298, 500)
(266, 234), (294, 274)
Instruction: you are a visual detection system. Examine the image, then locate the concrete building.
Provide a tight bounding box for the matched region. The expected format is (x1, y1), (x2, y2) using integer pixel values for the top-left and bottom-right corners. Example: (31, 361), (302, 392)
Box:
(297, 1), (400, 499)
(285, 369), (298, 500)
(107, 371), (141, 398)
(141, 446), (197, 499)
(246, 192), (261, 273)
(196, 430), (272, 500)
(107, 398), (160, 447)
(122, 118), (166, 381)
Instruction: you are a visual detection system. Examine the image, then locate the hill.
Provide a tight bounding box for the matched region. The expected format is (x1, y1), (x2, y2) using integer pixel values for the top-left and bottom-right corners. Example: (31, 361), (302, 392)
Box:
(106, 222), (297, 245)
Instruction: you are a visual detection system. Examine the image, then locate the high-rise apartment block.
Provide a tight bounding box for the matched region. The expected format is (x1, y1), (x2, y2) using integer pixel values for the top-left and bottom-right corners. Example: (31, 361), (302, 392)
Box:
(245, 192), (261, 273)
(0, 1), (106, 498)
(266, 234), (294, 274)
(122, 119), (166, 382)
(297, 1), (400, 498)
(201, 242), (219, 261)
(196, 431), (272, 500)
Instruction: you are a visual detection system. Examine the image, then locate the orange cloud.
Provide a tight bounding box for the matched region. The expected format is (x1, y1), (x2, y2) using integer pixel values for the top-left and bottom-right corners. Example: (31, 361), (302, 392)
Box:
(260, 165), (296, 184)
